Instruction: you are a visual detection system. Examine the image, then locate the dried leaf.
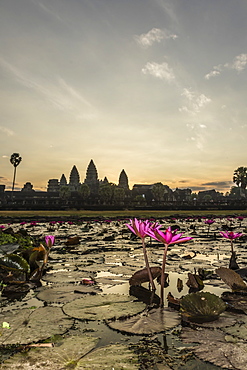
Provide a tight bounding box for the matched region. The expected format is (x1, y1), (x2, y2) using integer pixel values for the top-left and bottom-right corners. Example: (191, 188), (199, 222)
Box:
(216, 267), (247, 292)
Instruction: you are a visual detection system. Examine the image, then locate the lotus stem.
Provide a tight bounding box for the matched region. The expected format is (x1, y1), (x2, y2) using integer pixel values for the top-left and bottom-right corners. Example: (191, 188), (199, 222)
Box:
(142, 238), (156, 291)
(160, 244), (168, 307)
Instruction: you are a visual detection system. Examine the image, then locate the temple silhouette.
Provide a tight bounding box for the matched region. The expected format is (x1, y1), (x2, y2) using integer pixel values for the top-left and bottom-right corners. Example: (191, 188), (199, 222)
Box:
(0, 159), (246, 210)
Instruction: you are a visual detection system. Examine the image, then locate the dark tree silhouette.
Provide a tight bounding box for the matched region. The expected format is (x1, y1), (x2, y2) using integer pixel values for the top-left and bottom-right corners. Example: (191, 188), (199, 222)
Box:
(233, 166), (247, 189)
(10, 153), (22, 196)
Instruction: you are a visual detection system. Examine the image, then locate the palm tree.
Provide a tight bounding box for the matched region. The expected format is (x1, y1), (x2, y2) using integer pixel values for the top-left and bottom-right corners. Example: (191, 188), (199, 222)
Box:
(10, 153), (22, 197)
(233, 166), (247, 189)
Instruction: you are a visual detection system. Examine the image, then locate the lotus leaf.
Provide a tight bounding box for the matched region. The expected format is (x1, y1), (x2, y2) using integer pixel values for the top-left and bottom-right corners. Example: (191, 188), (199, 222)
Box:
(0, 243), (19, 256)
(0, 254), (30, 274)
(36, 283), (101, 303)
(181, 327), (247, 369)
(106, 307), (180, 335)
(180, 291), (226, 323)
(222, 315), (247, 341)
(216, 267), (247, 292)
(0, 306), (72, 345)
(77, 343), (139, 369)
(1, 335), (99, 369)
(62, 293), (146, 321)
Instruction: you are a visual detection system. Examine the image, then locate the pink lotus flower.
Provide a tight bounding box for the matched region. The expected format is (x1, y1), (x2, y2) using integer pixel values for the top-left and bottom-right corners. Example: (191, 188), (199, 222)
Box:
(220, 231), (243, 240)
(204, 219), (215, 225)
(220, 230), (243, 254)
(45, 235), (55, 248)
(126, 218), (160, 291)
(126, 218), (158, 239)
(147, 227), (192, 307)
(147, 226), (192, 246)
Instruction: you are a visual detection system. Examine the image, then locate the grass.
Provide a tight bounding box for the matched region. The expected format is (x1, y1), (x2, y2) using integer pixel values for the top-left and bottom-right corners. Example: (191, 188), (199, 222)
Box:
(0, 209), (247, 220)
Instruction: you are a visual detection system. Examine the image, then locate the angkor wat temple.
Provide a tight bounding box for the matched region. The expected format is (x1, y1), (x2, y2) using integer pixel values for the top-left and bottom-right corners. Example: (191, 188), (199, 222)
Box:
(0, 159), (246, 210)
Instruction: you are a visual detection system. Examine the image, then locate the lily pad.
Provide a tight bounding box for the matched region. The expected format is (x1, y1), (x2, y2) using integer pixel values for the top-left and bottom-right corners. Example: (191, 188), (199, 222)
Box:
(77, 343), (139, 369)
(0, 254), (30, 274)
(180, 291), (226, 323)
(222, 315), (247, 341)
(36, 284), (101, 304)
(216, 267), (247, 292)
(106, 307), (180, 335)
(0, 306), (72, 345)
(1, 335), (99, 369)
(63, 294), (146, 321)
(181, 327), (247, 369)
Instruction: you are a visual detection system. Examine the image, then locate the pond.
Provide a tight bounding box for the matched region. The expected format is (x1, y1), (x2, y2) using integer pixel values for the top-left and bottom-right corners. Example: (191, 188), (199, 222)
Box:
(0, 216), (247, 369)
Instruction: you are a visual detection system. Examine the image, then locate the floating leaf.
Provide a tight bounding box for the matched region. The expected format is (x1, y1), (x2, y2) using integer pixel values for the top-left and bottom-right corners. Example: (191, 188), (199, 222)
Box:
(0, 307), (72, 345)
(222, 315), (247, 341)
(36, 284), (101, 304)
(106, 307), (180, 335)
(63, 294), (146, 321)
(77, 343), (139, 369)
(0, 254), (30, 274)
(1, 335), (99, 369)
(216, 267), (247, 292)
(180, 291), (226, 323)
(0, 244), (19, 256)
(129, 266), (161, 286)
(181, 327), (247, 369)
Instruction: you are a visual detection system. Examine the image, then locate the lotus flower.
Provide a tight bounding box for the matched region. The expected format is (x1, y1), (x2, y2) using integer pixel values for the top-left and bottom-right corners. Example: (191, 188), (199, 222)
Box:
(147, 227), (193, 307)
(220, 231), (243, 254)
(126, 218), (159, 291)
(44, 235), (55, 249)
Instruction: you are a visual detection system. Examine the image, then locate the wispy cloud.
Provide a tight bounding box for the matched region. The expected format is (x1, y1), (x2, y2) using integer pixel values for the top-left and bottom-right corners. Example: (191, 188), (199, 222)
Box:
(0, 126), (14, 136)
(30, 0), (67, 25)
(0, 57), (97, 120)
(142, 61), (175, 82)
(135, 28), (177, 48)
(179, 88), (211, 115)
(205, 53), (247, 79)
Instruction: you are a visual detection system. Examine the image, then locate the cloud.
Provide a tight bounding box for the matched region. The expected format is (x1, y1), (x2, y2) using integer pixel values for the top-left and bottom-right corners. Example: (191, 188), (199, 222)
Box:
(205, 70), (221, 80)
(142, 61), (175, 82)
(205, 53), (247, 79)
(179, 88), (211, 115)
(0, 126), (14, 136)
(0, 57), (97, 120)
(232, 53), (247, 71)
(135, 28), (177, 48)
(202, 181), (233, 187)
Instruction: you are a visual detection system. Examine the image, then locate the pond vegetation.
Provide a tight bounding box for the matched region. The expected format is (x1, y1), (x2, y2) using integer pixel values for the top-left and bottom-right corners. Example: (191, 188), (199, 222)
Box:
(0, 213), (247, 369)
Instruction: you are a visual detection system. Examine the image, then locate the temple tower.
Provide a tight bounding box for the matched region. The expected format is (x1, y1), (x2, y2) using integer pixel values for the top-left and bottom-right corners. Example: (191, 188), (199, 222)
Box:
(118, 169), (129, 190)
(69, 165), (80, 190)
(84, 159), (99, 193)
(60, 174), (67, 187)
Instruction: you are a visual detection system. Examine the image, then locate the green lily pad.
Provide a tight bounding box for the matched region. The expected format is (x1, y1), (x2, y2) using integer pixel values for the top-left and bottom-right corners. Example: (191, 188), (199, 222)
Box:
(0, 307), (72, 345)
(1, 335), (99, 369)
(222, 315), (247, 341)
(62, 294), (146, 321)
(106, 307), (180, 335)
(77, 343), (139, 369)
(180, 291), (226, 323)
(36, 284), (101, 304)
(181, 327), (247, 369)
(0, 254), (30, 274)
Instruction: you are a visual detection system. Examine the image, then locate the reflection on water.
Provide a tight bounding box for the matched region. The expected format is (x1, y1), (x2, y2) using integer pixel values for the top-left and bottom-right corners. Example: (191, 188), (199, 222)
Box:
(97, 271), (227, 306)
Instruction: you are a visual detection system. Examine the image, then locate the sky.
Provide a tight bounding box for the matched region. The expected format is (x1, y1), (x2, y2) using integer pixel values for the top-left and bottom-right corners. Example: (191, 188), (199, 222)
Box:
(0, 0), (247, 193)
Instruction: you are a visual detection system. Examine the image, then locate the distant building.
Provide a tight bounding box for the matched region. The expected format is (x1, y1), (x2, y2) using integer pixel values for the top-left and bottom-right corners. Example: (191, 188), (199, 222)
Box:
(118, 169), (129, 190)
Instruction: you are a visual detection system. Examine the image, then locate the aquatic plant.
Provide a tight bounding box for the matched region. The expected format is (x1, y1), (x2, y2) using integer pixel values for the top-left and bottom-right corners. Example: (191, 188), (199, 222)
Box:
(126, 218), (159, 291)
(180, 291), (226, 323)
(147, 226), (192, 306)
(219, 230), (243, 254)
